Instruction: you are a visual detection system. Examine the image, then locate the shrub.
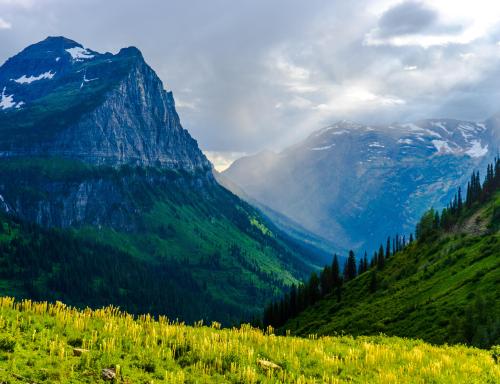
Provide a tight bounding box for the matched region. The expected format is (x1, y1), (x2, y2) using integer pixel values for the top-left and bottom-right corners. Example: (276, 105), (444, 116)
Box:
(0, 334), (16, 352)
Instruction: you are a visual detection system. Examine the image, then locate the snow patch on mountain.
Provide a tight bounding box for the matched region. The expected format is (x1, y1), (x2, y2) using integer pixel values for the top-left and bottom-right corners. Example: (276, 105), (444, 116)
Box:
(430, 121), (451, 135)
(331, 129), (349, 135)
(398, 138), (413, 145)
(466, 140), (488, 158)
(402, 123), (423, 131)
(310, 144), (335, 151)
(66, 47), (94, 61)
(0, 194), (9, 213)
(80, 72), (99, 89)
(368, 142), (385, 148)
(13, 71), (55, 84)
(432, 140), (455, 154)
(0, 87), (24, 109)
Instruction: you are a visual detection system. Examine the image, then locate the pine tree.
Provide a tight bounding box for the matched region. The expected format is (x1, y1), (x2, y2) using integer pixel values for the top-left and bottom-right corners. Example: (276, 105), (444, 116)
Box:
(363, 251), (368, 273)
(289, 284), (298, 317)
(466, 181), (472, 208)
(344, 250), (357, 281)
(386, 237), (391, 259)
(320, 266), (333, 296)
(308, 272), (321, 305)
(358, 258), (364, 276)
(332, 254), (340, 288)
(377, 244), (385, 269)
(457, 186), (463, 212)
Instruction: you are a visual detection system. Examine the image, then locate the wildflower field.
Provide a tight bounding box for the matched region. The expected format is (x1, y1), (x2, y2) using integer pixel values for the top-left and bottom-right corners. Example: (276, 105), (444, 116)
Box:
(0, 297), (497, 383)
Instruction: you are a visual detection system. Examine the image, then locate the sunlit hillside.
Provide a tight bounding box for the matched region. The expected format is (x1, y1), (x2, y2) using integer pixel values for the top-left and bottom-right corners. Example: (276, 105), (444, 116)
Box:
(0, 297), (498, 383)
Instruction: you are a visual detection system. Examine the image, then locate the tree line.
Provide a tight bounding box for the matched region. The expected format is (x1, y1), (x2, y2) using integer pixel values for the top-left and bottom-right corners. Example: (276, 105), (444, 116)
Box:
(416, 157), (500, 241)
(263, 233), (411, 329)
(263, 157), (500, 331)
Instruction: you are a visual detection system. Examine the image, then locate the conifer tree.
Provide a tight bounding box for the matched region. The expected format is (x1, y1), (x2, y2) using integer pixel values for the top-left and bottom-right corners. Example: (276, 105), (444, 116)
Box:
(289, 284), (298, 317)
(377, 244), (385, 269)
(344, 250), (357, 281)
(308, 272), (321, 305)
(457, 187), (463, 212)
(358, 257), (364, 276)
(386, 237), (391, 258)
(332, 254), (340, 288)
(320, 266), (333, 297)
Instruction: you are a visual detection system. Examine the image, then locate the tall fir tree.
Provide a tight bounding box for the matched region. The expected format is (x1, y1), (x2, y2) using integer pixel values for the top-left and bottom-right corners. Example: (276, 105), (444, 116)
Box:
(377, 244), (385, 269)
(344, 250), (357, 281)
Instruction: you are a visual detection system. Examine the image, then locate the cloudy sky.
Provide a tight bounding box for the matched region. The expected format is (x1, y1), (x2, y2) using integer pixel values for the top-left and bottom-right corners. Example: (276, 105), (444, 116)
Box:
(1, 0), (500, 170)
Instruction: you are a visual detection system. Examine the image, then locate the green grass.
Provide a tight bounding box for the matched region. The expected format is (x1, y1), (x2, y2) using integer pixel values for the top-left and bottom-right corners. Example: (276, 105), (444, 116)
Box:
(283, 193), (500, 347)
(0, 297), (498, 383)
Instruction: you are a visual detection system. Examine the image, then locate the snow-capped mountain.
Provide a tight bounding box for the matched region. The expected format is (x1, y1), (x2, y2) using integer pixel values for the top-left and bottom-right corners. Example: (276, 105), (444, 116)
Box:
(222, 118), (499, 253)
(0, 36), (211, 171)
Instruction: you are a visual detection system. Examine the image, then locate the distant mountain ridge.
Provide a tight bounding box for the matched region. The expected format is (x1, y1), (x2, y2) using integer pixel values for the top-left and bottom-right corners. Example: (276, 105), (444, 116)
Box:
(223, 118), (499, 253)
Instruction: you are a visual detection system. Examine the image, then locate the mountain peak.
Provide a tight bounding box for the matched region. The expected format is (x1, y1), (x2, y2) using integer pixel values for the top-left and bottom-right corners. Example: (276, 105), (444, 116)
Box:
(23, 36), (87, 55)
(42, 36), (82, 46)
(118, 46), (143, 58)
(0, 38), (211, 173)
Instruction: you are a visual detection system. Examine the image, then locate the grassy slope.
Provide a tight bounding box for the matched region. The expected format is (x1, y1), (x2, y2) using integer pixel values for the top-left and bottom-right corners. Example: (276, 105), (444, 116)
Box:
(283, 192), (500, 346)
(0, 158), (324, 325)
(0, 297), (498, 383)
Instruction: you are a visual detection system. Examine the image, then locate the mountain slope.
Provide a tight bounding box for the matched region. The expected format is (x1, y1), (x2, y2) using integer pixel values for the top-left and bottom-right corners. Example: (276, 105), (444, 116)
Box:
(223, 120), (499, 253)
(215, 169), (340, 257)
(0, 37), (326, 324)
(281, 189), (500, 348)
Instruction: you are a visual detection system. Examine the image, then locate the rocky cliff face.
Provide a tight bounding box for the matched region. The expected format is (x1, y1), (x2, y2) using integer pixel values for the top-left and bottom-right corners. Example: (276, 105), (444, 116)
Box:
(0, 37), (211, 173)
(0, 37), (217, 230)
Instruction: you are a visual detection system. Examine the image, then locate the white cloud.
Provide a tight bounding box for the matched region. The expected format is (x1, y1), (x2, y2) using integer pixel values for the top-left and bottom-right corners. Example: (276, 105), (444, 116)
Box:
(204, 151), (247, 172)
(0, 17), (11, 29)
(459, 52), (475, 60)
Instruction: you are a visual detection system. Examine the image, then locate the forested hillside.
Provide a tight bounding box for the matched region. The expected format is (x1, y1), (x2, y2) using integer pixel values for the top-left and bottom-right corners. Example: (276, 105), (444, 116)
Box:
(0, 160), (325, 325)
(264, 159), (500, 348)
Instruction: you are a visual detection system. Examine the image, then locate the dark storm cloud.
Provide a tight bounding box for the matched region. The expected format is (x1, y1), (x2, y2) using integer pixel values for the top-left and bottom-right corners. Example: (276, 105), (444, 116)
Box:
(374, 1), (463, 39)
(377, 1), (439, 36)
(1, 0), (500, 167)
